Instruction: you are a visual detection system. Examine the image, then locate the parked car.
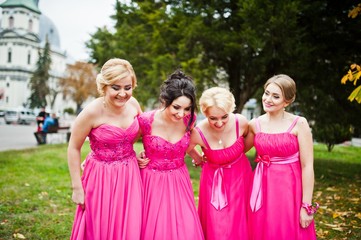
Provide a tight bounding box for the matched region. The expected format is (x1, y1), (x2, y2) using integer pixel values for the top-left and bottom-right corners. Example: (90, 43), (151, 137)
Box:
(4, 109), (36, 125)
(0, 109), (4, 118)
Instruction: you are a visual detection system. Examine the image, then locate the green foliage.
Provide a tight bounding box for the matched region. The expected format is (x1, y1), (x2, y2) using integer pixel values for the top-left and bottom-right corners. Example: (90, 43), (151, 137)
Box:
(313, 123), (352, 152)
(85, 0), (361, 138)
(28, 39), (52, 109)
(89, 0), (305, 111)
(63, 107), (75, 115)
(295, 0), (361, 141)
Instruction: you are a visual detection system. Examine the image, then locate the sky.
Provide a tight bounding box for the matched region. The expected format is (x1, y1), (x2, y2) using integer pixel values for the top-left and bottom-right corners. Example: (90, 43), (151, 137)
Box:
(38, 0), (116, 61)
(0, 0), (118, 60)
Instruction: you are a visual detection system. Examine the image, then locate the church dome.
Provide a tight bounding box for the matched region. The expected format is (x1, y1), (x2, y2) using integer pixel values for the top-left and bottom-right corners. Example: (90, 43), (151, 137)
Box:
(39, 14), (61, 50)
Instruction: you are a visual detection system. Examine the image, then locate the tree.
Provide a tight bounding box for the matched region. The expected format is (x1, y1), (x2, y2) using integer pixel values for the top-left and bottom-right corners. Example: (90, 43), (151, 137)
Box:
(86, 0), (305, 112)
(59, 61), (98, 113)
(296, 0), (361, 147)
(28, 39), (51, 108)
(85, 0), (361, 145)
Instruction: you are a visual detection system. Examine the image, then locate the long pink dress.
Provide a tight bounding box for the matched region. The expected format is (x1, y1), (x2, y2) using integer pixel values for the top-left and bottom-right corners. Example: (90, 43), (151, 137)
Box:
(70, 121), (143, 240)
(138, 110), (204, 240)
(249, 117), (317, 240)
(195, 117), (252, 240)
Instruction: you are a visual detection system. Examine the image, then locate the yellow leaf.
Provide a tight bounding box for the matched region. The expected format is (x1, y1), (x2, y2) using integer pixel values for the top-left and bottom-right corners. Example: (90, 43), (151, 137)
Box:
(333, 212), (340, 218)
(356, 212), (361, 220)
(341, 74), (349, 84)
(356, 64), (361, 71)
(351, 63), (358, 70)
(354, 71), (361, 85)
(332, 227), (344, 232)
(326, 187), (338, 191)
(324, 223), (339, 228)
(349, 198), (360, 202)
(13, 233), (26, 239)
(348, 85), (361, 103)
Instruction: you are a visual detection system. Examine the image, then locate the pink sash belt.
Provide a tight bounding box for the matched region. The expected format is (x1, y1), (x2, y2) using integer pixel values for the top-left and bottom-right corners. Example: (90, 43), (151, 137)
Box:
(250, 152), (300, 212)
(207, 156), (242, 211)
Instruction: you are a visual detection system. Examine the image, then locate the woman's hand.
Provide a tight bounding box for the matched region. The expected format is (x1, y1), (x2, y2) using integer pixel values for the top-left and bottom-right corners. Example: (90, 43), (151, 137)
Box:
(72, 187), (85, 210)
(137, 151), (150, 168)
(192, 153), (206, 168)
(300, 207), (314, 228)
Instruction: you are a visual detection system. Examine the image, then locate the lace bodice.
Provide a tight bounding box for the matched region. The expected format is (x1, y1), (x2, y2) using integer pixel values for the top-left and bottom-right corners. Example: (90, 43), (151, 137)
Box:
(138, 110), (194, 171)
(87, 120), (139, 163)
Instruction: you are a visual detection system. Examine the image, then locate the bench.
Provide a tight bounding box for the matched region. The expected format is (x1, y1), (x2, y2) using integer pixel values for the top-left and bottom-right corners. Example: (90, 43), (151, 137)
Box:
(46, 125), (71, 143)
(34, 125), (71, 144)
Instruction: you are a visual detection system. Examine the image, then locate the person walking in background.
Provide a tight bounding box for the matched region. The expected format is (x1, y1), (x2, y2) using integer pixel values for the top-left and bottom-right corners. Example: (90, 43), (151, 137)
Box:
(67, 58), (143, 240)
(137, 70), (204, 240)
(36, 107), (47, 131)
(246, 74), (318, 240)
(188, 87), (252, 239)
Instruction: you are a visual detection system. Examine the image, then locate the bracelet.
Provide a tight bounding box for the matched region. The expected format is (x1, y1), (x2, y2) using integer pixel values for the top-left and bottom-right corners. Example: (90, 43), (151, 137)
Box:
(192, 159), (198, 167)
(302, 202), (319, 215)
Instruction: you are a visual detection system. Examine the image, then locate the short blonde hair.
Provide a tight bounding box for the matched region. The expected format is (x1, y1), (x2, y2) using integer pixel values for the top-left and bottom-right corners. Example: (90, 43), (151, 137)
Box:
(96, 58), (137, 96)
(264, 74), (296, 103)
(199, 87), (236, 115)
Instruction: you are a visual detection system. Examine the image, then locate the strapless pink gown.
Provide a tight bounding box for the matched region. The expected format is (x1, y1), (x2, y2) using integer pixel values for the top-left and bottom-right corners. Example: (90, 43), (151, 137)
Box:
(249, 117), (317, 240)
(196, 117), (252, 239)
(138, 110), (204, 240)
(70, 121), (143, 240)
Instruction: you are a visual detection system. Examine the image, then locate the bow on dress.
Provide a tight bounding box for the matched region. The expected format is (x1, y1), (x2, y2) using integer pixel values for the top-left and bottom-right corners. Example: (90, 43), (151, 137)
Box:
(250, 152), (300, 212)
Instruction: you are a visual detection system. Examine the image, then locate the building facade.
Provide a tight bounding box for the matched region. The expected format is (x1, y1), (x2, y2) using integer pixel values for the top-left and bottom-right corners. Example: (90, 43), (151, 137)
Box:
(0, 0), (74, 114)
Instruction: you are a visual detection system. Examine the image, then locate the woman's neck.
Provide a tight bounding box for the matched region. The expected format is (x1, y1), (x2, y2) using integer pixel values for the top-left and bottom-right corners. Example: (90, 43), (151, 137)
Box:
(266, 110), (287, 122)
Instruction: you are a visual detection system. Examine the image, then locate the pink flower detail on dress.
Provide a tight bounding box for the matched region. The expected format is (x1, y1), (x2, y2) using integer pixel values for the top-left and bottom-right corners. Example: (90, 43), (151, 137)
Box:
(255, 154), (271, 167)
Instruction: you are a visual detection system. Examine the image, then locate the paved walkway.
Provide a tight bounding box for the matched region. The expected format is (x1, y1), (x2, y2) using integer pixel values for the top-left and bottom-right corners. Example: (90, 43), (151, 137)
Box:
(0, 116), (74, 152)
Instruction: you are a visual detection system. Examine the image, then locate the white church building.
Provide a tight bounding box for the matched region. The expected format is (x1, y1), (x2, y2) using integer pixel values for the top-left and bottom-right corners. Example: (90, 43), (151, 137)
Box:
(0, 0), (75, 114)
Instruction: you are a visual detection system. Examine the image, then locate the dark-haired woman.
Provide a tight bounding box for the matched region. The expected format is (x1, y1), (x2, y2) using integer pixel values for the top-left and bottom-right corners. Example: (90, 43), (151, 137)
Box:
(138, 70), (204, 240)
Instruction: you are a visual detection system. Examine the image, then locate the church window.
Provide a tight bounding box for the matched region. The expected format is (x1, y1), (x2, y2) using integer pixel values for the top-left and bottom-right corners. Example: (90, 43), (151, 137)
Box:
(8, 49), (12, 63)
(28, 19), (33, 32)
(9, 16), (14, 28)
(28, 51), (31, 64)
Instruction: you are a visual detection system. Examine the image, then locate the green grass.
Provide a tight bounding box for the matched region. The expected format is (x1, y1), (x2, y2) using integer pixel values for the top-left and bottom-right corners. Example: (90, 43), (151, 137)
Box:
(0, 143), (360, 239)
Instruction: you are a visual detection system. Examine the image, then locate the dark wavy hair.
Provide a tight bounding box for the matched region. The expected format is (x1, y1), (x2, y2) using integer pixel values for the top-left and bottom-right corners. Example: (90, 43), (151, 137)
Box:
(159, 69), (196, 130)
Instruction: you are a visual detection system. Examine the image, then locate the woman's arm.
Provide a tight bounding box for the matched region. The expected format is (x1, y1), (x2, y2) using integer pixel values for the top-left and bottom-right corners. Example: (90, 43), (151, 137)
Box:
(297, 117), (316, 228)
(67, 105), (95, 208)
(187, 128), (204, 166)
(244, 119), (256, 153)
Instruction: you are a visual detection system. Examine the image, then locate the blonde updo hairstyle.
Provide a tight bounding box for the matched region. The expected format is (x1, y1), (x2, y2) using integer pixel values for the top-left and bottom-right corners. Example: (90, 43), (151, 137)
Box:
(96, 58), (137, 96)
(199, 87), (236, 116)
(264, 74), (296, 104)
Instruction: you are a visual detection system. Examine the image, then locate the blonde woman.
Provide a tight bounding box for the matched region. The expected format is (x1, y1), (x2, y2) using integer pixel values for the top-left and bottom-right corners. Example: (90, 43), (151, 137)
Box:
(68, 58), (143, 239)
(247, 74), (317, 239)
(189, 87), (252, 239)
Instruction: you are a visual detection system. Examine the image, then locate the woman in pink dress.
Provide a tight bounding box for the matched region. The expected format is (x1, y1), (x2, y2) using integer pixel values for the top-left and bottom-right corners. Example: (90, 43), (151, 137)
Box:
(189, 87), (252, 239)
(246, 74), (318, 240)
(67, 58), (143, 239)
(138, 70), (204, 240)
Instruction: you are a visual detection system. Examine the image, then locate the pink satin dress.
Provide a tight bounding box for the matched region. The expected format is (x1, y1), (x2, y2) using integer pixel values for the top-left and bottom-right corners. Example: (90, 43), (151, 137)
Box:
(249, 117), (317, 240)
(138, 110), (204, 240)
(196, 117), (252, 240)
(70, 121), (143, 240)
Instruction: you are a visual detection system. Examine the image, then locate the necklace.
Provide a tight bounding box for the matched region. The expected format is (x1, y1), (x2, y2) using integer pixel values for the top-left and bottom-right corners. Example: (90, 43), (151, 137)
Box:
(215, 128), (225, 146)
